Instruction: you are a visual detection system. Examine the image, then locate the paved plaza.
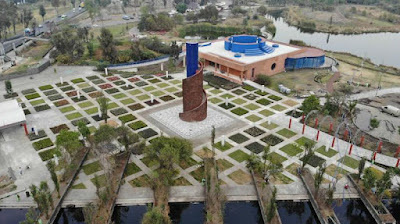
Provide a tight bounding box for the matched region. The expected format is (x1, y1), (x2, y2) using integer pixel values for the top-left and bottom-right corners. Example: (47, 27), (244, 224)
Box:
(0, 65), (394, 208)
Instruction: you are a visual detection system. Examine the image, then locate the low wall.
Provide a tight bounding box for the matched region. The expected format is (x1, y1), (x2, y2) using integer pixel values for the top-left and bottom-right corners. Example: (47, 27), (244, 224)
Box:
(0, 59), (51, 81)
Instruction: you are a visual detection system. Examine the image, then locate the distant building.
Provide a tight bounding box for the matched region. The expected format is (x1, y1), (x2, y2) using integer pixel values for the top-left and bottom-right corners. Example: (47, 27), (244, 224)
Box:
(198, 35), (325, 83)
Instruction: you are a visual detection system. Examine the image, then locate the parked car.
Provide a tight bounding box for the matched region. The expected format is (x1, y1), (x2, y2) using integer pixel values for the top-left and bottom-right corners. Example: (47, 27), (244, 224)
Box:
(61, 14), (67, 19)
(380, 105), (400, 117)
(122, 15), (130, 20)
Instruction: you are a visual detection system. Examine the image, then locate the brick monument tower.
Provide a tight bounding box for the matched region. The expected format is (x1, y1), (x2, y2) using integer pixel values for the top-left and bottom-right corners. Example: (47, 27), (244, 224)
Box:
(179, 42), (207, 122)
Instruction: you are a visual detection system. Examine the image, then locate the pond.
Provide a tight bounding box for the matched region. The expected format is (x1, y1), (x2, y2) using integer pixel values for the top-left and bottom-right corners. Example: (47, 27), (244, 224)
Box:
(332, 199), (376, 224)
(267, 15), (400, 68)
(277, 200), (320, 224)
(0, 208), (28, 224)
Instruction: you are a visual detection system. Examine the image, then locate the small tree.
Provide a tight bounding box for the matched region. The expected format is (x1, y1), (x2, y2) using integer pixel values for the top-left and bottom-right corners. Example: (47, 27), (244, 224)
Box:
(56, 130), (82, 157)
(358, 157), (367, 180)
(176, 2), (187, 13)
(211, 125), (216, 156)
(116, 125), (139, 151)
(257, 5), (268, 15)
(246, 153), (262, 174)
(261, 145), (270, 173)
(93, 174), (101, 198)
(301, 95), (320, 115)
(87, 42), (94, 57)
(376, 169), (393, 200)
(97, 95), (109, 123)
(314, 163), (326, 194)
(20, 207), (38, 224)
(370, 118), (380, 129)
(77, 121), (91, 140)
(39, 5), (46, 22)
(47, 160), (60, 197)
(5, 80), (12, 94)
(363, 168), (377, 191)
(98, 28), (118, 63)
(94, 125), (116, 146)
(82, 202), (97, 224)
(266, 187), (277, 222)
(300, 142), (315, 171)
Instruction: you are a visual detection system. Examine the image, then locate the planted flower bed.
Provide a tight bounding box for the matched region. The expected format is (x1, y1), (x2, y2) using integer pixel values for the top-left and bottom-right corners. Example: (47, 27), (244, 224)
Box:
(61, 86), (74, 92)
(105, 88), (119, 94)
(54, 100), (69, 107)
(38, 148), (61, 161)
(229, 133), (249, 144)
(135, 81), (148, 87)
(231, 107), (249, 116)
(50, 124), (69, 134)
(71, 78), (85, 84)
(28, 130), (47, 141)
(113, 80), (125, 86)
(245, 142), (265, 154)
(43, 89), (58, 96)
(128, 77), (140, 82)
(128, 121), (147, 130)
(56, 82), (69, 87)
(110, 108), (128, 116)
(87, 75), (100, 80)
(39, 85), (53, 91)
(32, 138), (54, 151)
(160, 95), (175, 102)
(243, 94), (258, 100)
(106, 76), (120, 81)
(128, 103), (144, 111)
(48, 94), (63, 101)
(99, 83), (113, 89)
(25, 93), (41, 100)
(22, 89), (36, 95)
(261, 135), (284, 146)
(138, 128), (158, 139)
(92, 79), (105, 85)
(219, 103), (235, 110)
(71, 118), (90, 126)
(66, 91), (77, 97)
(34, 104), (51, 112)
(71, 96), (87, 102)
(119, 114), (136, 123)
(88, 91), (102, 98)
(244, 127), (265, 137)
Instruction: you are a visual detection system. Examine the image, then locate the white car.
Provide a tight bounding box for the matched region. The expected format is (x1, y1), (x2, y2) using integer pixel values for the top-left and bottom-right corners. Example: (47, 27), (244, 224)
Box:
(61, 14), (67, 19)
(38, 24), (43, 28)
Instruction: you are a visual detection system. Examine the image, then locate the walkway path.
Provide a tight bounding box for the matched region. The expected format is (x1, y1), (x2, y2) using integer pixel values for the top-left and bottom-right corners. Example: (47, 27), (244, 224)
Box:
(326, 72), (340, 93)
(348, 87), (400, 100)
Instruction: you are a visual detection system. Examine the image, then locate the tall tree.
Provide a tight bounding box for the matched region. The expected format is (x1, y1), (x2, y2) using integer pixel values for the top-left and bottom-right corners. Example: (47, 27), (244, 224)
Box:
(301, 95), (320, 115)
(47, 160), (60, 197)
(85, 0), (99, 24)
(39, 5), (46, 22)
(301, 142), (315, 171)
(5, 80), (12, 94)
(78, 121), (91, 140)
(314, 163), (326, 193)
(22, 8), (33, 28)
(56, 130), (82, 163)
(358, 157), (366, 180)
(362, 168), (377, 191)
(71, 0), (76, 7)
(98, 28), (118, 63)
(262, 145), (270, 173)
(376, 169), (393, 200)
(116, 125), (139, 151)
(94, 124), (116, 146)
(52, 0), (60, 16)
(96, 95), (109, 123)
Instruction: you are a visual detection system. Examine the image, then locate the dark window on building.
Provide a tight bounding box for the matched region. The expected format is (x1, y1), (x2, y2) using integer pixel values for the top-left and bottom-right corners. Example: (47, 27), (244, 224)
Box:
(271, 63), (276, 70)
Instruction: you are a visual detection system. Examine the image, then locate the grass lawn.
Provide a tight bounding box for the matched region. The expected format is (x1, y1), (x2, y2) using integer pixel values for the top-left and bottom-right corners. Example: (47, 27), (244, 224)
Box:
(228, 169), (252, 185)
(195, 147), (214, 159)
(242, 85), (256, 91)
(59, 106), (75, 113)
(216, 159), (234, 171)
(83, 161), (102, 175)
(143, 86), (156, 92)
(113, 93), (127, 99)
(120, 98), (135, 105)
(229, 150), (249, 163)
(108, 102), (119, 109)
(141, 156), (159, 168)
(279, 144), (303, 156)
(174, 177), (192, 186)
(244, 103), (260, 111)
(271, 104), (287, 111)
(137, 94), (150, 101)
(124, 163), (141, 176)
(232, 98), (246, 105)
(179, 157), (198, 170)
(119, 114), (136, 123)
(39, 85), (53, 91)
(72, 183), (86, 189)
(229, 133), (249, 144)
(255, 90), (268, 96)
(210, 89), (222, 95)
(71, 78), (85, 84)
(282, 99), (299, 107)
(78, 101), (94, 108)
(259, 109), (274, 117)
(256, 98), (272, 106)
(25, 93), (40, 100)
(277, 128), (297, 138)
(340, 156), (360, 169)
(84, 107), (98, 115)
(38, 148), (61, 161)
(156, 83), (169, 88)
(190, 166), (205, 182)
(129, 175), (151, 187)
(246, 115), (262, 122)
(272, 173), (294, 184)
(268, 152), (288, 165)
(129, 89), (142, 95)
(326, 164), (349, 180)
(165, 87), (179, 93)
(151, 90), (165, 97)
(66, 112), (83, 120)
(285, 163), (300, 176)
(128, 121), (147, 130)
(221, 93), (234, 99)
(209, 97), (223, 104)
(231, 107), (249, 116)
(295, 137), (316, 147)
(260, 122), (278, 130)
(30, 99), (45, 106)
(316, 146), (338, 158)
(214, 141), (233, 152)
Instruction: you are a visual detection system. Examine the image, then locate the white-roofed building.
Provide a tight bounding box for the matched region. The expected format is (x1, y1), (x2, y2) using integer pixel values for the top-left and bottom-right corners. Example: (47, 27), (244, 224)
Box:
(0, 99), (28, 135)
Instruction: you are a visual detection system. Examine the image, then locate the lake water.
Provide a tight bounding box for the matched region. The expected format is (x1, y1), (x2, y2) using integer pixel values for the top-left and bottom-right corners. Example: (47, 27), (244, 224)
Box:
(277, 201), (320, 224)
(0, 208), (28, 223)
(267, 15), (400, 68)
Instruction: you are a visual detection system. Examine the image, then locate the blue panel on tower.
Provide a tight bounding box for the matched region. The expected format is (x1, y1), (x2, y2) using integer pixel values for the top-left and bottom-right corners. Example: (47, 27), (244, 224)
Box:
(186, 42), (198, 78)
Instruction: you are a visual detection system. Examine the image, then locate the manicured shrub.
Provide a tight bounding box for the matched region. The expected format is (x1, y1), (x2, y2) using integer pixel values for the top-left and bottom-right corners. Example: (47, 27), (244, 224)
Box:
(25, 93), (40, 100)
(255, 75), (272, 86)
(32, 138), (54, 150)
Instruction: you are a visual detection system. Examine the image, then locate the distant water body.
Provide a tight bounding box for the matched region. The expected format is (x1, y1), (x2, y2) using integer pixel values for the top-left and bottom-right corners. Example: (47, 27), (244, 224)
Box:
(267, 15), (400, 68)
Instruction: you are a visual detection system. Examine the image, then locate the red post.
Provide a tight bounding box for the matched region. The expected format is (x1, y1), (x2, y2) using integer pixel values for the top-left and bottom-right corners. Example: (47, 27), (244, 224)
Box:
(360, 136), (365, 147)
(395, 146), (400, 158)
(348, 144), (353, 155)
(329, 123), (333, 135)
(377, 141), (383, 153)
(289, 118), (292, 129)
(23, 123), (28, 136)
(397, 158), (400, 168)
(331, 137), (336, 148)
(301, 114), (305, 123)
(373, 151), (377, 161)
(314, 118), (319, 129)
(316, 130), (320, 141)
(301, 114), (306, 135)
(343, 130), (348, 141)
(302, 123), (306, 135)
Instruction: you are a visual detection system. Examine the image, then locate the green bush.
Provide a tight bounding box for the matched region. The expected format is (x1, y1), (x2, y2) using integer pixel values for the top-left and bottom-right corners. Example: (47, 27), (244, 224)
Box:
(255, 75), (272, 86)
(32, 138), (54, 151)
(56, 54), (72, 64)
(370, 118), (380, 129)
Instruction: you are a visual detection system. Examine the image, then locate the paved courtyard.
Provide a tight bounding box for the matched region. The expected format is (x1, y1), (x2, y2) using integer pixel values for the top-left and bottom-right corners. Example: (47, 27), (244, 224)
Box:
(0, 66), (393, 207)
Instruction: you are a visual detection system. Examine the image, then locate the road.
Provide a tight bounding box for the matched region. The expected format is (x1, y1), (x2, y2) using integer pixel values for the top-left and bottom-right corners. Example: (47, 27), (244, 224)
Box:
(1, 8), (86, 54)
